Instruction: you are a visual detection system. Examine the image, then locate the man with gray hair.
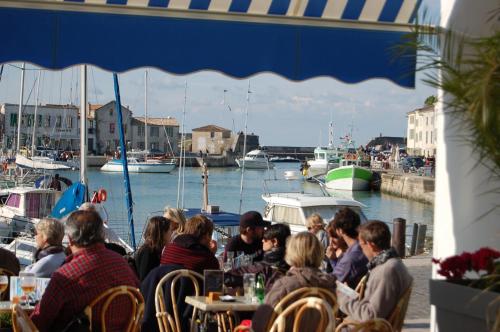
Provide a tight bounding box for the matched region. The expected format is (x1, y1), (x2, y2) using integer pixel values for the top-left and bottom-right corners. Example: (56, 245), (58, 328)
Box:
(31, 210), (139, 332)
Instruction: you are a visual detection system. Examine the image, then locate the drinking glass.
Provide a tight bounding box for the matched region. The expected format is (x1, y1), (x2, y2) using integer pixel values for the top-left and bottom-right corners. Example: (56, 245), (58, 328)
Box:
(227, 251), (234, 261)
(0, 276), (8, 298)
(19, 272), (36, 307)
(242, 273), (255, 303)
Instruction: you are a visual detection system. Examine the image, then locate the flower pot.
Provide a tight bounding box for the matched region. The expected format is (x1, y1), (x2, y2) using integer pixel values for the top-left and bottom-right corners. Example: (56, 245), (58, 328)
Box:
(430, 279), (499, 332)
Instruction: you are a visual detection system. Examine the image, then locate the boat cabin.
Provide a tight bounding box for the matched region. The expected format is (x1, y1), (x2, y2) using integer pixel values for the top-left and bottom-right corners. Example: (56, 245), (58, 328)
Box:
(262, 192), (367, 233)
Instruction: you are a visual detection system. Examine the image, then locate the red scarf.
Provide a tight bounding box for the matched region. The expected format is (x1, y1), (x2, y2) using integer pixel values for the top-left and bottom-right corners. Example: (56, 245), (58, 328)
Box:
(160, 241), (219, 273)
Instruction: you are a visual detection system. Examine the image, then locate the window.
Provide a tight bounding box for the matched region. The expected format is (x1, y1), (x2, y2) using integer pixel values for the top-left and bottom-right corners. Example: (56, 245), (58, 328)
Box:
(109, 109), (113, 116)
(66, 116), (73, 128)
(38, 115), (42, 127)
(416, 118), (419, 126)
(425, 131), (428, 144)
(430, 132), (433, 144)
(6, 193), (21, 208)
(165, 127), (174, 137)
(45, 116), (51, 127)
(89, 120), (95, 129)
(210, 131), (215, 138)
(426, 117), (429, 126)
(409, 129), (415, 140)
(9, 114), (17, 127)
(431, 117), (434, 126)
(270, 206), (303, 225)
(150, 127), (159, 137)
(419, 132), (422, 141)
(56, 116), (62, 128)
(409, 115), (414, 124)
(138, 125), (145, 137)
(109, 123), (115, 133)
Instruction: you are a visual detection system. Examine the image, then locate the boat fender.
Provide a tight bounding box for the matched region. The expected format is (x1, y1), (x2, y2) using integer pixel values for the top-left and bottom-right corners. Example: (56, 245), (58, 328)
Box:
(98, 189), (107, 202)
(2, 162), (7, 173)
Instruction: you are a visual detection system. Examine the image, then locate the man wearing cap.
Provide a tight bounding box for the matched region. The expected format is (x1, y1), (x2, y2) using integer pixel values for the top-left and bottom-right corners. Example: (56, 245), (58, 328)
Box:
(223, 211), (269, 262)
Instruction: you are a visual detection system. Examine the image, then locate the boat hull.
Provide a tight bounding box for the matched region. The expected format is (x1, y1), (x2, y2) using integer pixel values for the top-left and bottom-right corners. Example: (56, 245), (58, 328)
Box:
(325, 165), (372, 191)
(100, 161), (176, 173)
(15, 154), (72, 170)
(236, 159), (274, 169)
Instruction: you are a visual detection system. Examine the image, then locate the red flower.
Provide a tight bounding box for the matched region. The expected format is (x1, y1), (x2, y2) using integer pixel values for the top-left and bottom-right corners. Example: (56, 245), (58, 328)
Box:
(470, 247), (500, 273)
(433, 248), (500, 281)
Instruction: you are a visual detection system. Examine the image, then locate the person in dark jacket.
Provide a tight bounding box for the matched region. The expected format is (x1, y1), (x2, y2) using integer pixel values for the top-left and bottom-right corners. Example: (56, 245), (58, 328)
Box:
(159, 214), (219, 273)
(142, 215), (218, 332)
(135, 216), (171, 281)
(224, 223), (291, 293)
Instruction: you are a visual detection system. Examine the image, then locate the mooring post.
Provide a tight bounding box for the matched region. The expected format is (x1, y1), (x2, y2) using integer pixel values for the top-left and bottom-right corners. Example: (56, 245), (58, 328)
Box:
(416, 223), (427, 255)
(410, 223), (419, 256)
(392, 218), (406, 258)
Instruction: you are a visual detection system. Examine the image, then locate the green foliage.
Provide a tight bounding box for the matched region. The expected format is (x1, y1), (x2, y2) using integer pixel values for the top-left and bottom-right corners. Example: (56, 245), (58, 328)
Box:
(424, 95), (437, 106)
(0, 312), (12, 328)
(398, 9), (500, 178)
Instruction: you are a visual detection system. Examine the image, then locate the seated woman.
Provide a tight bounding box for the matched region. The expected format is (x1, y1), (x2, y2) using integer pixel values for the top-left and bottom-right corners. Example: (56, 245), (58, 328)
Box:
(25, 218), (65, 278)
(306, 213), (329, 249)
(252, 232), (337, 332)
(224, 223), (291, 293)
(325, 220), (348, 272)
(134, 216), (171, 281)
(264, 232), (337, 306)
(163, 207), (187, 242)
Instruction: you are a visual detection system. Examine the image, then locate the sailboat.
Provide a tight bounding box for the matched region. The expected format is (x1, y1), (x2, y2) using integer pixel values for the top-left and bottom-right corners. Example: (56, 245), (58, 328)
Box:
(101, 71), (176, 173)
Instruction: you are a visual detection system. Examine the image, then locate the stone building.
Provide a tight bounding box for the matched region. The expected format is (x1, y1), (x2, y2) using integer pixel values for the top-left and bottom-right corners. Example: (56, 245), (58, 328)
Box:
(0, 103), (80, 151)
(406, 105), (436, 157)
(93, 101), (133, 155)
(191, 125), (233, 154)
(131, 116), (179, 154)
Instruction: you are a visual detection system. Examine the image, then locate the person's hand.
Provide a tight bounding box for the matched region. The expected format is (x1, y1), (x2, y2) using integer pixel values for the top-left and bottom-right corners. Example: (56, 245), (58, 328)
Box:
(325, 244), (336, 260)
(208, 239), (218, 254)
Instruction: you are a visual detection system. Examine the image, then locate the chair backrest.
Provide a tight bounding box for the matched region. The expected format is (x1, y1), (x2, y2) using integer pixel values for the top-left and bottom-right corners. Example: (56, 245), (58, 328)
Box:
(0, 268), (15, 301)
(354, 275), (368, 299)
(335, 318), (393, 332)
(269, 297), (336, 332)
(154, 269), (203, 332)
(387, 285), (412, 332)
(84, 286), (144, 332)
(12, 303), (39, 332)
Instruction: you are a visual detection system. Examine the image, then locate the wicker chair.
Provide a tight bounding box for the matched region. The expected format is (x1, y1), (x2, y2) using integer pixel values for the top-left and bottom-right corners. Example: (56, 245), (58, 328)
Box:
(269, 297), (336, 332)
(84, 286), (144, 332)
(354, 275), (368, 299)
(335, 318), (393, 332)
(216, 310), (236, 332)
(0, 267), (15, 301)
(12, 303), (39, 332)
(387, 285), (412, 332)
(154, 269), (203, 332)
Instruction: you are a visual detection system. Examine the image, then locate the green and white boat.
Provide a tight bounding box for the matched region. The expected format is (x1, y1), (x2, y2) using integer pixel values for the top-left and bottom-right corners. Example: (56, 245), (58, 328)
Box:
(325, 159), (373, 191)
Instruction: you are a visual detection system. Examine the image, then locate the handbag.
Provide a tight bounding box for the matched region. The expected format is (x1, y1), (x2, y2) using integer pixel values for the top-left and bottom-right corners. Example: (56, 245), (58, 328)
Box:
(61, 311), (90, 332)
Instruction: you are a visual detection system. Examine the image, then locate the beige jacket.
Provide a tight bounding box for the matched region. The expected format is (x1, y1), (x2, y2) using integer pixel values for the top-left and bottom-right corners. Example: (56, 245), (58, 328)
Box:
(339, 257), (412, 321)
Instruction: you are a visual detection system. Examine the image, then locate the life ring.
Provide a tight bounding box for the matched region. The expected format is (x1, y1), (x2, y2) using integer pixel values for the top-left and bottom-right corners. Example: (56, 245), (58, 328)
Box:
(2, 162), (7, 173)
(98, 189), (107, 202)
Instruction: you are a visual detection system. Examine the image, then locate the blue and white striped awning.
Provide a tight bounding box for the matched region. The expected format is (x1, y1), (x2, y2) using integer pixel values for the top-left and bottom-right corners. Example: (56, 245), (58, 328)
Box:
(0, 0), (420, 87)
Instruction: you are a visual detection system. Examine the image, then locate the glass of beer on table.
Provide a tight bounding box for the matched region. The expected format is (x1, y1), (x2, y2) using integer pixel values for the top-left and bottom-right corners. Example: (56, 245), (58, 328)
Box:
(19, 272), (36, 307)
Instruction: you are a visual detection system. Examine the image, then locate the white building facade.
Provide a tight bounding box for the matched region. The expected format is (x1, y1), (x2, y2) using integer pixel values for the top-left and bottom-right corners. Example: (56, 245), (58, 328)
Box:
(0, 103), (80, 151)
(406, 105), (436, 157)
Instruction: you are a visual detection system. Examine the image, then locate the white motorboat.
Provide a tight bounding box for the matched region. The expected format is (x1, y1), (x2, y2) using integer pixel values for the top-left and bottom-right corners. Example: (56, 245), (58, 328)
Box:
(100, 157), (176, 173)
(236, 150), (274, 169)
(262, 191), (367, 234)
(0, 187), (61, 238)
(306, 146), (343, 176)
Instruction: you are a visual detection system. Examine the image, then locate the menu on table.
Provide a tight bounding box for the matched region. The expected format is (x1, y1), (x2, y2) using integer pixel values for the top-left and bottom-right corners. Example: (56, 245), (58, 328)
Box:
(203, 270), (224, 296)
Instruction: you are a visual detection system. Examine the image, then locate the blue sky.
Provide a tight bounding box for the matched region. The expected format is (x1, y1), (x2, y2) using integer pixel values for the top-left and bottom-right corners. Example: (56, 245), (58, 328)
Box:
(0, 2), (439, 148)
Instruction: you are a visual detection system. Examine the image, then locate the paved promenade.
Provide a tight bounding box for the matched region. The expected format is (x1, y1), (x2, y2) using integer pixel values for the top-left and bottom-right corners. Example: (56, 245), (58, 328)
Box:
(402, 254), (432, 332)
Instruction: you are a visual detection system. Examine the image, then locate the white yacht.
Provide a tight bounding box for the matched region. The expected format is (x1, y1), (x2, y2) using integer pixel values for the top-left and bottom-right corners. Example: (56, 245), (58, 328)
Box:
(236, 150), (274, 169)
(262, 192), (367, 234)
(100, 157), (176, 173)
(306, 146), (344, 176)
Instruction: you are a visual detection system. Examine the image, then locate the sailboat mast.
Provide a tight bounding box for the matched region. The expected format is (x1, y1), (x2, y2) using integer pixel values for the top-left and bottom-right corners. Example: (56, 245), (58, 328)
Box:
(80, 65), (88, 190)
(238, 80), (250, 214)
(31, 71), (41, 158)
(16, 63), (25, 153)
(144, 70), (148, 154)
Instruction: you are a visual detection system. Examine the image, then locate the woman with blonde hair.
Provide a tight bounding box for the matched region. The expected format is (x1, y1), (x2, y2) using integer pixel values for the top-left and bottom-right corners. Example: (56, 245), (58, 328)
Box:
(306, 213), (329, 249)
(264, 232), (336, 306)
(25, 218), (66, 277)
(163, 207), (187, 241)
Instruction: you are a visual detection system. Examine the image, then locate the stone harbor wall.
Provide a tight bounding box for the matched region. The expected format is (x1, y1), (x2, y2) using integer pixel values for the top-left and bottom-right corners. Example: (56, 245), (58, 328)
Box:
(381, 173), (434, 205)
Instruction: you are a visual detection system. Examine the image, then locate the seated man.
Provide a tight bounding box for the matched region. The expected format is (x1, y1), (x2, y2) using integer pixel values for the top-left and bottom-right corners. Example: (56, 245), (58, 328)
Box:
(339, 220), (413, 321)
(31, 210), (139, 332)
(330, 207), (368, 288)
(141, 215), (219, 332)
(224, 211), (270, 262)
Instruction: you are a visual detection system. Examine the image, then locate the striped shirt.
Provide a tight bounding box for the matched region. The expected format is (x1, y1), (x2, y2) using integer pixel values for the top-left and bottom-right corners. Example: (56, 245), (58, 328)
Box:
(31, 243), (139, 332)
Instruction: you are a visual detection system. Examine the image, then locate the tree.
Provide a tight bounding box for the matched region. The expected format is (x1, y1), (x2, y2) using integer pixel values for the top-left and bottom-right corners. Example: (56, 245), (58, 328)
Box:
(424, 95), (437, 106)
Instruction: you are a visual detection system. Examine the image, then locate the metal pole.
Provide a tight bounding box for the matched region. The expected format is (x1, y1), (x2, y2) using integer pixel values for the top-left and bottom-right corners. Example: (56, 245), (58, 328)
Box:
(144, 70), (148, 153)
(16, 63), (26, 152)
(31, 71), (41, 158)
(113, 73), (136, 250)
(392, 217), (406, 258)
(410, 222), (418, 256)
(80, 65), (88, 192)
(238, 80), (250, 214)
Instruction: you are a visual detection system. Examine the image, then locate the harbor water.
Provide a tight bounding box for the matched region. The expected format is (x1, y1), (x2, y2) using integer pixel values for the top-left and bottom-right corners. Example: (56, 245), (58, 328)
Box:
(63, 163), (434, 245)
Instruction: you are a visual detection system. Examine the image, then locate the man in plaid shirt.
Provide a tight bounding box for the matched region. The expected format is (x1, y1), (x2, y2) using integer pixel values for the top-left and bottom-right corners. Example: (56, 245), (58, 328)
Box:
(31, 210), (139, 332)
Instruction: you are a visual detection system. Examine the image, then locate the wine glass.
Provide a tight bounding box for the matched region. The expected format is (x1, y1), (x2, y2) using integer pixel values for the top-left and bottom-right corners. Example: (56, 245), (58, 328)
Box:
(19, 272), (36, 307)
(0, 276), (8, 299)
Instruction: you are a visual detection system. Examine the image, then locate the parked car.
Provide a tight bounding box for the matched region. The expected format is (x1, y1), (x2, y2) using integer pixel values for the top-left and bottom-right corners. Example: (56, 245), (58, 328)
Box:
(402, 156), (424, 171)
